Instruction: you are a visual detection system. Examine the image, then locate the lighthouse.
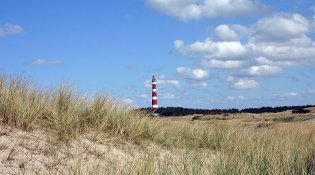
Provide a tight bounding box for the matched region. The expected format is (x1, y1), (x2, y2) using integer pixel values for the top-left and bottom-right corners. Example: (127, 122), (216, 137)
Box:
(152, 75), (158, 110)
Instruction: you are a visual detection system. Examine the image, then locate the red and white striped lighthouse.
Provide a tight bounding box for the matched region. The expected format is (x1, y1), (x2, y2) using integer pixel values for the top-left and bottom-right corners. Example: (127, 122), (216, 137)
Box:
(152, 75), (158, 110)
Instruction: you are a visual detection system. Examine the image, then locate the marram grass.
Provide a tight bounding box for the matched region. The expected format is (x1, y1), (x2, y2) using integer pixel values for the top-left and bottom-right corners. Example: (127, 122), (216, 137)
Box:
(0, 74), (314, 174)
(0, 75), (158, 142)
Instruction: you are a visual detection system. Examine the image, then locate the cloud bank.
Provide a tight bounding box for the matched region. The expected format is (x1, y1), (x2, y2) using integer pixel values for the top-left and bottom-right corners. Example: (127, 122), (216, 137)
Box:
(146, 0), (265, 21)
(174, 13), (315, 89)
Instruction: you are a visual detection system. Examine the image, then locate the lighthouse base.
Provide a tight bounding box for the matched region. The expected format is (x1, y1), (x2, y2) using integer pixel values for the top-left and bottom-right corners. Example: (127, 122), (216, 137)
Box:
(151, 112), (160, 117)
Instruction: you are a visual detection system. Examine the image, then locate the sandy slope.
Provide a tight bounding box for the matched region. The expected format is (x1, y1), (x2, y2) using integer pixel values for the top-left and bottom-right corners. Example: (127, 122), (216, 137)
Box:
(0, 126), (137, 174)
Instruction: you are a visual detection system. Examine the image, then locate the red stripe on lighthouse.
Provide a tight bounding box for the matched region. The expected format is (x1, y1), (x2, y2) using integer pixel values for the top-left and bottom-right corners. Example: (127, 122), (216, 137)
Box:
(152, 75), (158, 110)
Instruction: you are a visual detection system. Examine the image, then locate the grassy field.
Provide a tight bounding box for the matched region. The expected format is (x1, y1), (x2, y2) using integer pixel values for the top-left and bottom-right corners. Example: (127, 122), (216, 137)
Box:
(0, 75), (314, 174)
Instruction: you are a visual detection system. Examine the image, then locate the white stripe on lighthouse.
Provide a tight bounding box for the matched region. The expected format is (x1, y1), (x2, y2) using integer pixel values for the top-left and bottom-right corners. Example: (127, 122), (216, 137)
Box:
(152, 75), (158, 110)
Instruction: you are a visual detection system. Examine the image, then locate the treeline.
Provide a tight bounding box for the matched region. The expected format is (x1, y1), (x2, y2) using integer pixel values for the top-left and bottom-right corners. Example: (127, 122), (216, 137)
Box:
(139, 105), (315, 116)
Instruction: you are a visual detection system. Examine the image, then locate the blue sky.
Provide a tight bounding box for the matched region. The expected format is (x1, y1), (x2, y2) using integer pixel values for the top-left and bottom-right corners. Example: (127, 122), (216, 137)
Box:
(1, 0), (315, 109)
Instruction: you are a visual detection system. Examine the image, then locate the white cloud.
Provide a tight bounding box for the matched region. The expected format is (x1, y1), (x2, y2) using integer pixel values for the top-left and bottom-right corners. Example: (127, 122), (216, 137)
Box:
(238, 96), (247, 100)
(31, 59), (63, 66)
(233, 79), (259, 89)
(175, 39), (248, 60)
(176, 67), (209, 89)
(243, 65), (282, 76)
(287, 92), (299, 97)
(176, 67), (209, 80)
(202, 59), (246, 69)
(146, 0), (265, 21)
(159, 79), (180, 88)
(230, 24), (251, 37)
(144, 77), (180, 89)
(226, 76), (259, 90)
(160, 93), (176, 99)
(215, 25), (238, 41)
(147, 0), (201, 21)
(174, 40), (185, 48)
(191, 81), (208, 88)
(250, 39), (315, 62)
(255, 57), (272, 65)
(0, 23), (23, 37)
(227, 96), (235, 101)
(270, 92), (301, 100)
(252, 13), (310, 42)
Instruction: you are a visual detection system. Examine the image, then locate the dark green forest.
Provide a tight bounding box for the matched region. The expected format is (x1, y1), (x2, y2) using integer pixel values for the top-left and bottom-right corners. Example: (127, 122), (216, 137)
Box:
(140, 105), (315, 116)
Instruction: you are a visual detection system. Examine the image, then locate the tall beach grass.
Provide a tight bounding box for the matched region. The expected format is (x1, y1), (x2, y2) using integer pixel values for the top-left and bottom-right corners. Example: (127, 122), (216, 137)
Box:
(0, 74), (314, 174)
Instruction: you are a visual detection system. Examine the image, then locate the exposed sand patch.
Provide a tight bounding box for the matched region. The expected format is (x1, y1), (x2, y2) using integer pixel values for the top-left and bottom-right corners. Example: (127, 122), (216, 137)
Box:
(0, 126), (139, 174)
(0, 126), (217, 174)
